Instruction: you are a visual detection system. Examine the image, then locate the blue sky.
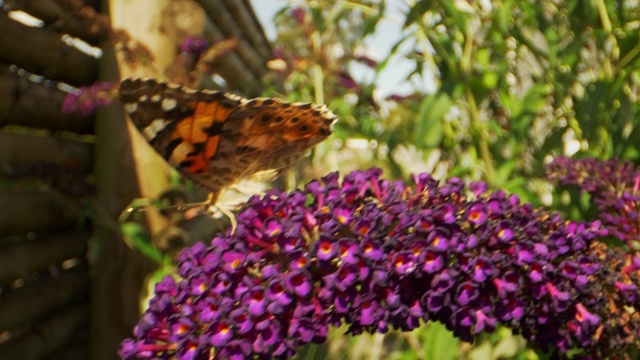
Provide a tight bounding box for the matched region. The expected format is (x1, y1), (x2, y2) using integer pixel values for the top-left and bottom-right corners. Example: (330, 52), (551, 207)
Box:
(248, 0), (433, 97)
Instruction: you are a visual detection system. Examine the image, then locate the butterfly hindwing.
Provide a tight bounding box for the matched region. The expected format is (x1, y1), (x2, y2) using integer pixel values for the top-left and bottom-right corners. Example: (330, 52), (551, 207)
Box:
(222, 96), (336, 173)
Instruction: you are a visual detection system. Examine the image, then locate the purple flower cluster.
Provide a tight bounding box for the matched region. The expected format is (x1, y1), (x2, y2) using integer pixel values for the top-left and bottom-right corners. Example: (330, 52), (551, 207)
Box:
(120, 168), (640, 359)
(179, 36), (209, 61)
(61, 81), (118, 116)
(547, 157), (640, 249)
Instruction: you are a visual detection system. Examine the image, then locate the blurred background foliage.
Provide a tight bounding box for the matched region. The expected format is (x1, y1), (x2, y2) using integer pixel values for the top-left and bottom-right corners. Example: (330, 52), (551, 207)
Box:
(254, 0), (640, 358)
(264, 0), (640, 205)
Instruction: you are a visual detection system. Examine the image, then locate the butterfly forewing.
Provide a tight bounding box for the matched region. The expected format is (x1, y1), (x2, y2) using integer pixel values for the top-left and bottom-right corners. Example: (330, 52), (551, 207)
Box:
(120, 78), (243, 194)
(119, 78), (337, 202)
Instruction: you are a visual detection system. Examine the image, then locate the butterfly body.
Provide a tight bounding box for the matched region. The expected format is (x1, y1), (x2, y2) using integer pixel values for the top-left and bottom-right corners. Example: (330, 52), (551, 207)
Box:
(119, 78), (337, 203)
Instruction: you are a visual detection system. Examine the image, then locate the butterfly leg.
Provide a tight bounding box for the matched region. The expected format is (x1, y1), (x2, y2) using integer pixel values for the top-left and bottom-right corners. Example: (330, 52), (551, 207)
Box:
(205, 192), (238, 234)
(213, 204), (237, 234)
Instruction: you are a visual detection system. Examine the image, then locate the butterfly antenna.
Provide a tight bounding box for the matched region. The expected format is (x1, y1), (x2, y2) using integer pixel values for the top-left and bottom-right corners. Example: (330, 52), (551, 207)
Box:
(118, 197), (210, 223)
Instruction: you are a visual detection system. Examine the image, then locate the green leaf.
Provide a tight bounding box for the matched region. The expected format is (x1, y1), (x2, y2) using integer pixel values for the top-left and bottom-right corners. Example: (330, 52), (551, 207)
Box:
(121, 222), (164, 264)
(439, 0), (468, 30)
(421, 321), (460, 360)
(310, 6), (326, 33)
(403, 0), (433, 28)
(416, 94), (451, 148)
(495, 0), (514, 32)
(493, 159), (517, 187)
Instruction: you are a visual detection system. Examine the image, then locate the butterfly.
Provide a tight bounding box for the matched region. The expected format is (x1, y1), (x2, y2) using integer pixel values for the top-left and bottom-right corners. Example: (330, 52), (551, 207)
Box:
(118, 78), (337, 227)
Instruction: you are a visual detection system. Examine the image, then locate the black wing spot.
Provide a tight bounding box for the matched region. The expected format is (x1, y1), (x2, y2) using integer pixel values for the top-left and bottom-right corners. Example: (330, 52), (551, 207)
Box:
(187, 142), (205, 157)
(261, 114), (271, 123)
(298, 103), (312, 110)
(202, 122), (223, 136)
(262, 99), (275, 106)
(299, 125), (309, 132)
(179, 159), (194, 168)
(291, 117), (300, 123)
(274, 116), (283, 123)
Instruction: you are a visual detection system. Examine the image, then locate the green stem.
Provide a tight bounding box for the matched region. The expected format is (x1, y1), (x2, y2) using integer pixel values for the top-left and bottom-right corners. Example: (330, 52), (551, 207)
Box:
(313, 64), (325, 105)
(596, 0), (614, 78)
(461, 26), (473, 75)
(614, 43), (640, 74)
(596, 0), (612, 32)
(343, 1), (379, 15)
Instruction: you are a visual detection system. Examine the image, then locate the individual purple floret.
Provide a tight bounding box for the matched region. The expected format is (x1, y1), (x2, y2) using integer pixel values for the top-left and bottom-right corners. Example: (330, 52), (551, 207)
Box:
(120, 168), (640, 359)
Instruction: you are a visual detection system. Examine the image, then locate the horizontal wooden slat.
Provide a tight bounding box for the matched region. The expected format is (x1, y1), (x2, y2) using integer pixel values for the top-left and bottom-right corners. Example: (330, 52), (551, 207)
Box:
(0, 67), (94, 134)
(0, 131), (93, 174)
(0, 189), (82, 236)
(49, 331), (90, 360)
(0, 304), (89, 360)
(200, 19), (261, 95)
(225, 0), (273, 58)
(203, 1), (270, 78)
(0, 265), (89, 331)
(197, 0), (270, 95)
(5, 0), (100, 44)
(0, 231), (88, 285)
(0, 12), (98, 86)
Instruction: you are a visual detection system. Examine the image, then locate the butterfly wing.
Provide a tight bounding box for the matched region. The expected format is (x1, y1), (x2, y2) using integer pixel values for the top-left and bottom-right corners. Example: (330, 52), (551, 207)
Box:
(218, 97), (337, 175)
(119, 78), (337, 199)
(119, 78), (244, 195)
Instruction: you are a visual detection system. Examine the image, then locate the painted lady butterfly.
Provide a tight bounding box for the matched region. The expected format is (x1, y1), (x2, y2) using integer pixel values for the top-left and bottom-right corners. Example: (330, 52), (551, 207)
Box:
(119, 78), (337, 217)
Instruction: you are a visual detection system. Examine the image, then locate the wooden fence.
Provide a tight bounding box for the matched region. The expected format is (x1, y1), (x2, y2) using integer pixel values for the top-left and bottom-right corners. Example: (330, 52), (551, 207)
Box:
(0, 1), (272, 358)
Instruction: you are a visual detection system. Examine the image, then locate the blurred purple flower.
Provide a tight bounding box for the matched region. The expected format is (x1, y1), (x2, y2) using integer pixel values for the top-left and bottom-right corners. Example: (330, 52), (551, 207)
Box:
(385, 93), (414, 102)
(337, 71), (359, 90)
(179, 35), (209, 60)
(61, 81), (118, 116)
(548, 156), (638, 248)
(291, 7), (306, 25)
(354, 54), (378, 68)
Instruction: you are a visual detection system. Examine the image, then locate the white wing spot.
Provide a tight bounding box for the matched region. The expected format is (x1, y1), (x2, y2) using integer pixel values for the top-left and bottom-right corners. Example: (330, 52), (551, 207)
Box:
(151, 94), (162, 102)
(162, 98), (178, 111)
(138, 95), (149, 102)
(169, 142), (194, 163)
(143, 118), (169, 139)
(124, 102), (138, 114)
